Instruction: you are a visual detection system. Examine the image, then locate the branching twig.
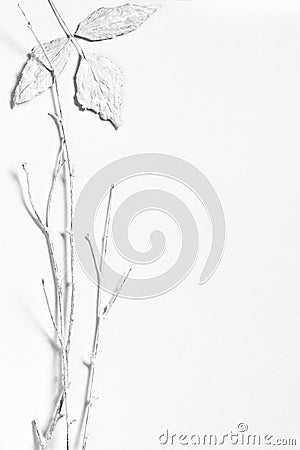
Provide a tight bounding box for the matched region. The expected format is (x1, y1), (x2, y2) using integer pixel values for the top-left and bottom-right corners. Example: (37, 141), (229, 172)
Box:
(102, 268), (132, 319)
(82, 239), (131, 449)
(33, 420), (47, 450)
(22, 163), (44, 228)
(18, 5), (74, 449)
(82, 185), (131, 450)
(22, 162), (64, 345)
(81, 238), (101, 450)
(45, 391), (65, 445)
(42, 278), (63, 346)
(81, 186), (114, 450)
(33, 390), (65, 450)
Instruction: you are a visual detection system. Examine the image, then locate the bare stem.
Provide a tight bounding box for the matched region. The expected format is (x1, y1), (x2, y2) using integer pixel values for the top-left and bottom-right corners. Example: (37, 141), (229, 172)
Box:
(45, 391), (65, 444)
(81, 236), (102, 450)
(33, 420), (46, 450)
(81, 186), (117, 450)
(46, 113), (65, 228)
(21, 165), (64, 339)
(42, 279), (63, 346)
(103, 268), (132, 319)
(83, 238), (131, 450)
(102, 186), (114, 269)
(33, 389), (65, 450)
(19, 5), (74, 449)
(18, 4), (56, 73)
(22, 163), (44, 228)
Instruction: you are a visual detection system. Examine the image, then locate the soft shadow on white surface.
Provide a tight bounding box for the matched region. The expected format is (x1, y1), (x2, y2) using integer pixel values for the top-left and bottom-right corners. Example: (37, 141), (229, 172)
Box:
(1, 1), (300, 449)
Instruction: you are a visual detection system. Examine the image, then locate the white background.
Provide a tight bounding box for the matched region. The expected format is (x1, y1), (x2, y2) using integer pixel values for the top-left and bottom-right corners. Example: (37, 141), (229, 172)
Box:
(1, 0), (300, 449)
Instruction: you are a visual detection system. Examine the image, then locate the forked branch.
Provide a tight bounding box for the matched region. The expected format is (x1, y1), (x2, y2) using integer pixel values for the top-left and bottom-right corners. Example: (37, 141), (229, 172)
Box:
(82, 185), (130, 450)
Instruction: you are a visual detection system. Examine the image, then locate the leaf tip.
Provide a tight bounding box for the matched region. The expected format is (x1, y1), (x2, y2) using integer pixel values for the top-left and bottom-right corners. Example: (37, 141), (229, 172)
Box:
(104, 114), (122, 130)
(111, 118), (122, 130)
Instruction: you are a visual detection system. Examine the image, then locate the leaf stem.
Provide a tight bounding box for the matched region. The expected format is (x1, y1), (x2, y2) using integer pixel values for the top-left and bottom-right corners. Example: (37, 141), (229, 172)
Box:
(47, 0), (86, 59)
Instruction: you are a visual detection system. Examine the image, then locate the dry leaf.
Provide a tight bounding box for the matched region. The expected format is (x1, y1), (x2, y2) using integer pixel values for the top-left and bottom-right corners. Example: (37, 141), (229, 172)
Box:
(13, 37), (71, 105)
(75, 4), (159, 41)
(75, 54), (124, 129)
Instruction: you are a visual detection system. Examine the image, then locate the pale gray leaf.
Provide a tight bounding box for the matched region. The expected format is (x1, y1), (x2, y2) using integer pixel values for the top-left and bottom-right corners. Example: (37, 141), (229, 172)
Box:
(75, 54), (124, 129)
(13, 38), (71, 106)
(75, 4), (159, 41)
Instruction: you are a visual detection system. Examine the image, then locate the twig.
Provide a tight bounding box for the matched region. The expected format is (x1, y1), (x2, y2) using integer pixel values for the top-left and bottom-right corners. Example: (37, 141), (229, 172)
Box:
(45, 391), (65, 445)
(81, 185), (116, 450)
(22, 163), (44, 228)
(21, 165), (64, 338)
(83, 238), (131, 449)
(85, 235), (100, 283)
(46, 111), (75, 357)
(18, 4), (55, 74)
(101, 185), (114, 275)
(21, 163), (64, 336)
(33, 390), (65, 450)
(33, 420), (46, 450)
(42, 279), (63, 346)
(18, 5), (73, 449)
(81, 238), (101, 450)
(46, 113), (65, 228)
(102, 268), (132, 319)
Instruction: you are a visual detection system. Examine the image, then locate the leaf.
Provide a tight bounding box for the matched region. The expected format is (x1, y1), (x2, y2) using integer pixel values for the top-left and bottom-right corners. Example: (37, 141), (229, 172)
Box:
(75, 54), (124, 129)
(75, 4), (159, 41)
(13, 38), (71, 106)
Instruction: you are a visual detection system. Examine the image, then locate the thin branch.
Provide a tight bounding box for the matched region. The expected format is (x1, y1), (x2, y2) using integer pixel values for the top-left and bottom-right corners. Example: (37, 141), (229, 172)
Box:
(19, 6), (73, 449)
(45, 149), (63, 228)
(81, 236), (102, 450)
(18, 4), (57, 77)
(81, 186), (115, 450)
(42, 279), (63, 346)
(33, 390), (65, 450)
(82, 241), (131, 450)
(22, 163), (45, 229)
(85, 235), (100, 283)
(102, 268), (132, 319)
(46, 113), (65, 228)
(21, 168), (65, 351)
(33, 420), (46, 450)
(100, 185), (114, 278)
(45, 391), (65, 445)
(21, 167), (64, 333)
(65, 164), (75, 354)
